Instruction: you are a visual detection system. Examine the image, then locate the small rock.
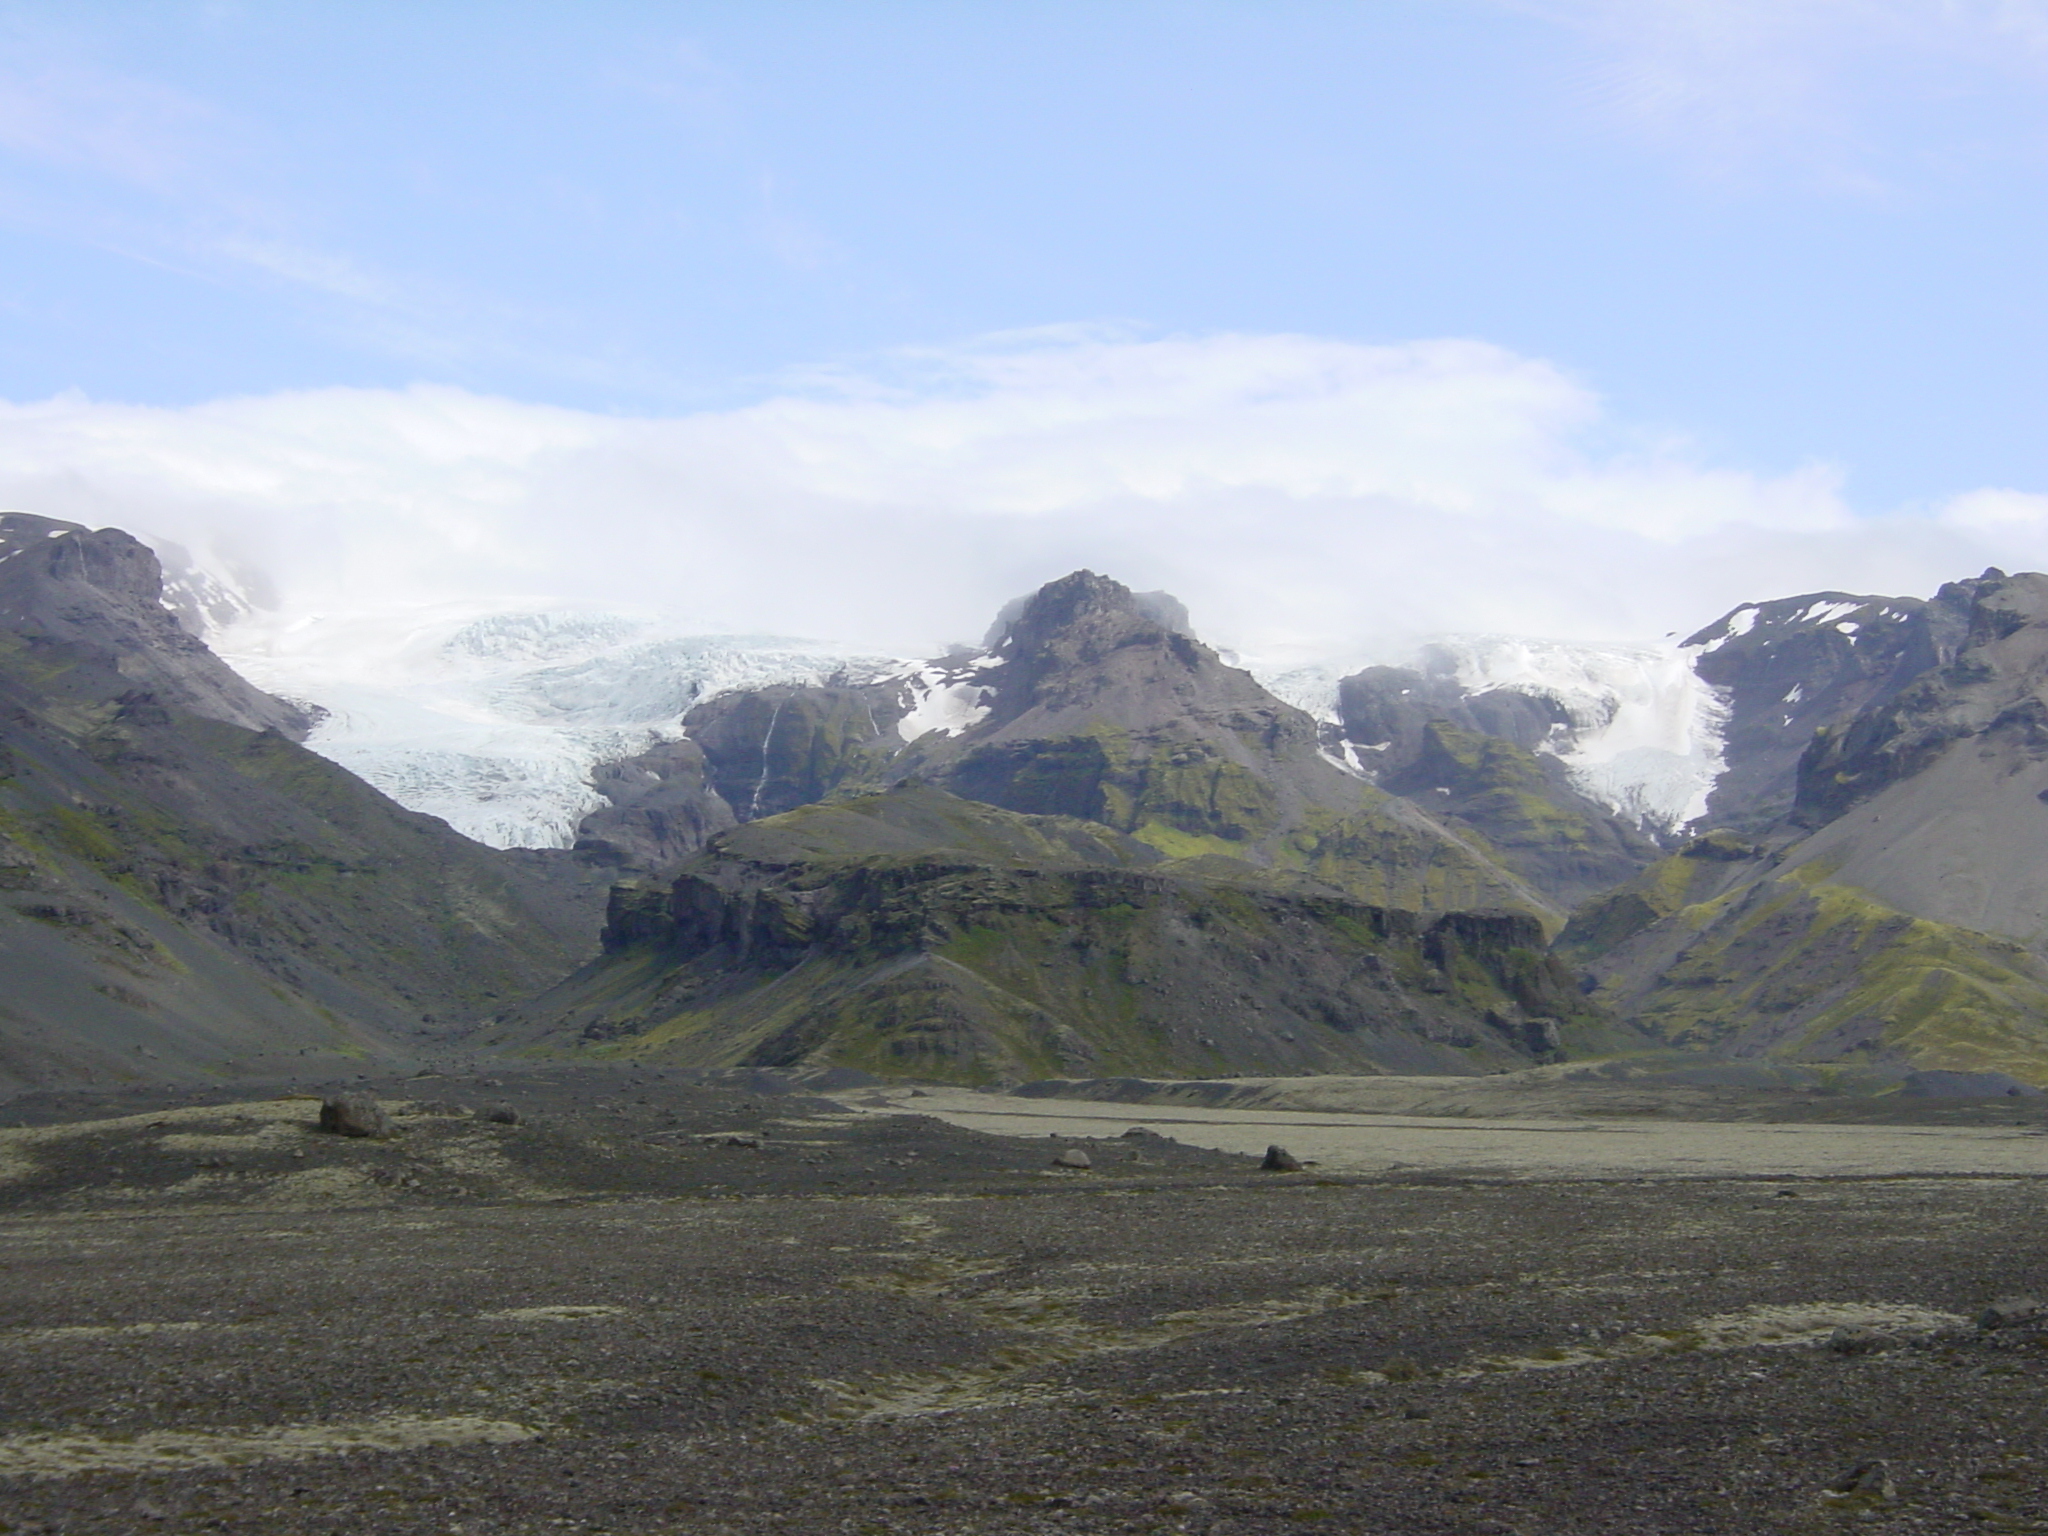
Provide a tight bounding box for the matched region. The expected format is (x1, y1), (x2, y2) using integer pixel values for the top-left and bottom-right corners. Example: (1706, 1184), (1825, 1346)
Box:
(1823, 1460), (1897, 1502)
(1977, 1295), (2041, 1330)
(1827, 1325), (1890, 1355)
(1775, 1188), (1798, 1198)
(1262, 1145), (1302, 1172)
(483, 1104), (520, 1125)
(725, 1133), (763, 1148)
(317, 1094), (393, 1139)
(1052, 1148), (1092, 1169)
(1122, 1127), (1159, 1140)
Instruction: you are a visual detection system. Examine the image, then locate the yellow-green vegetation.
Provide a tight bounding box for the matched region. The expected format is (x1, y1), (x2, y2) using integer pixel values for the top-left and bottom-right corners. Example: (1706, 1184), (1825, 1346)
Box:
(1588, 860), (2048, 1081)
(501, 785), (1623, 1085)
(1278, 802), (1555, 924)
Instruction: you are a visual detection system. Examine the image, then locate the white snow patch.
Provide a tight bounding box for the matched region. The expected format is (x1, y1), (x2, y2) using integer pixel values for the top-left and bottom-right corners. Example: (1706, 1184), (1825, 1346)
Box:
(1318, 745), (1369, 780)
(1794, 599), (1860, 627)
(1695, 605), (1758, 651)
(895, 664), (994, 741)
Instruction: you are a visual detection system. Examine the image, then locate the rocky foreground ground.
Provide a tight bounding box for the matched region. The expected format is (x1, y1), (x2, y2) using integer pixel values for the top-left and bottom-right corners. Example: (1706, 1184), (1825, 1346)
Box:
(1, 1068), (2046, 1534)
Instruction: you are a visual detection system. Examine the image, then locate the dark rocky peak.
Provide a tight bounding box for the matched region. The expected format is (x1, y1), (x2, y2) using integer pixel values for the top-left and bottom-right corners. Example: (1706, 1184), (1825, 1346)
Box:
(981, 576), (1190, 650)
(0, 511), (310, 739)
(1681, 586), (1953, 832)
(1796, 568), (2048, 825)
(0, 511), (159, 611)
(973, 570), (1287, 739)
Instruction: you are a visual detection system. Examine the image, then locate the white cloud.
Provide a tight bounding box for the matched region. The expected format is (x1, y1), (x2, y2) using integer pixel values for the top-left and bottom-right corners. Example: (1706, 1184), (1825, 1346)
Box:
(0, 330), (2035, 662)
(1938, 486), (2048, 531)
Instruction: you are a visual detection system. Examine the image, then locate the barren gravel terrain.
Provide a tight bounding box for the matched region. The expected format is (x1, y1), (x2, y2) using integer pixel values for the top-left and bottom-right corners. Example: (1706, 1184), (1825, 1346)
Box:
(1, 1068), (2045, 1534)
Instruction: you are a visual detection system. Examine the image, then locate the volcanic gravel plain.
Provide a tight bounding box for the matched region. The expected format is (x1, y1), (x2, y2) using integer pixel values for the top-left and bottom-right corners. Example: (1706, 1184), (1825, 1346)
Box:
(1, 1067), (2046, 1535)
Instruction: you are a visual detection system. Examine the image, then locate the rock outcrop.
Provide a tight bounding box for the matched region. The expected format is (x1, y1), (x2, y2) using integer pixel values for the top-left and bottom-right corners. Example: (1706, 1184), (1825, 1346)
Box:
(491, 784), (1628, 1086)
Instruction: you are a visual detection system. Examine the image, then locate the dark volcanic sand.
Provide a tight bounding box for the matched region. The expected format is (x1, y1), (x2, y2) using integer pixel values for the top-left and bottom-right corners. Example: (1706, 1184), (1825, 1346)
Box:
(1, 1069), (2045, 1534)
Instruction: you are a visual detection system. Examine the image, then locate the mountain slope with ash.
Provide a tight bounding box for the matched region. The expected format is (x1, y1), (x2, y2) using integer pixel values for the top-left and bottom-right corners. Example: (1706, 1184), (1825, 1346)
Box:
(1562, 571), (2048, 1081)
(0, 515), (605, 1094)
(494, 784), (1629, 1085)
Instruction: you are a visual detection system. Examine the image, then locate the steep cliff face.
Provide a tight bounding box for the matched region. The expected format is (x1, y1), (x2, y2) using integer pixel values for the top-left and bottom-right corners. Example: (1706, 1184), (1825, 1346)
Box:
(0, 515), (605, 1093)
(493, 785), (1627, 1085)
(573, 738), (737, 870)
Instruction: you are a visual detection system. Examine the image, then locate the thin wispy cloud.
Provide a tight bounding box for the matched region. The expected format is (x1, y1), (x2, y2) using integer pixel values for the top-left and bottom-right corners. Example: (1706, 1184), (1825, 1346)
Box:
(1516, 0), (2048, 184)
(0, 60), (222, 192)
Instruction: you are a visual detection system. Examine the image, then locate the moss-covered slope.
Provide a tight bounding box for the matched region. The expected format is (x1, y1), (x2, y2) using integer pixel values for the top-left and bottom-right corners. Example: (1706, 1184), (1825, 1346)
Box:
(1375, 720), (1662, 909)
(1561, 837), (2048, 1081)
(493, 785), (1630, 1085)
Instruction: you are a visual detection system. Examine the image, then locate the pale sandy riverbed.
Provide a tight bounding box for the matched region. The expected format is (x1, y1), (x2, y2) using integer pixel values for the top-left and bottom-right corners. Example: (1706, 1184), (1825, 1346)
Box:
(844, 1084), (2048, 1179)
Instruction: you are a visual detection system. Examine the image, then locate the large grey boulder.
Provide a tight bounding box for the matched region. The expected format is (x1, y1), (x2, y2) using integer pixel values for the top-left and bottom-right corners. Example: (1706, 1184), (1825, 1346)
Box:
(318, 1094), (394, 1139)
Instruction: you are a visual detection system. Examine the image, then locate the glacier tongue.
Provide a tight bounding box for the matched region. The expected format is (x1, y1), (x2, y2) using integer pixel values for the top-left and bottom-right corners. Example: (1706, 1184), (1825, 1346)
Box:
(212, 604), (904, 849)
(1249, 635), (1728, 835)
(1422, 635), (1727, 833)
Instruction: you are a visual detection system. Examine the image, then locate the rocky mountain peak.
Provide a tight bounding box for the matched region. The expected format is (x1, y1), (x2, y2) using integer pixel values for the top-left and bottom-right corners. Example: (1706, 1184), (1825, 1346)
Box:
(974, 570), (1264, 734)
(0, 511), (311, 740)
(1681, 586), (1949, 831)
(1795, 567), (2048, 826)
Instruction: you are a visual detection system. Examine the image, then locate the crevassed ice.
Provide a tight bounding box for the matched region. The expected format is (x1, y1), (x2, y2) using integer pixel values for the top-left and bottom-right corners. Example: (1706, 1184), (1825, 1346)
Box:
(213, 604), (904, 849)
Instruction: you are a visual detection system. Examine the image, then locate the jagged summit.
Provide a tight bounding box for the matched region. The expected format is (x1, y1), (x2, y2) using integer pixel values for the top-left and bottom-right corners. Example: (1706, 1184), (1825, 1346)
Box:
(978, 573), (1192, 652)
(1680, 583), (1957, 832)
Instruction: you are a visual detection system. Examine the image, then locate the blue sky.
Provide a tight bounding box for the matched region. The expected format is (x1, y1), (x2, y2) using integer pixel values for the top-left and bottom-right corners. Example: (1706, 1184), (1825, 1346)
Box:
(3, 2), (2047, 653)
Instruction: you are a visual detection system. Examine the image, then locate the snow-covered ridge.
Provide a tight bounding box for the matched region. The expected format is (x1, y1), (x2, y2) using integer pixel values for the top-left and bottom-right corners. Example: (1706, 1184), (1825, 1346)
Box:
(211, 603), (903, 849)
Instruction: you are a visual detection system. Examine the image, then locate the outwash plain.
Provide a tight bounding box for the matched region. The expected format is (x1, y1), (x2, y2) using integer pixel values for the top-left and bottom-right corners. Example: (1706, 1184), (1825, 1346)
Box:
(4, 1064), (2047, 1535)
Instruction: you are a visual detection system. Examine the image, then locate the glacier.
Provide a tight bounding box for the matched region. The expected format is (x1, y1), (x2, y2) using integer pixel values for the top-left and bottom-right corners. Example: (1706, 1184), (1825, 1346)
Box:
(161, 542), (1728, 850)
(1248, 636), (1728, 836)
(212, 603), (903, 849)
